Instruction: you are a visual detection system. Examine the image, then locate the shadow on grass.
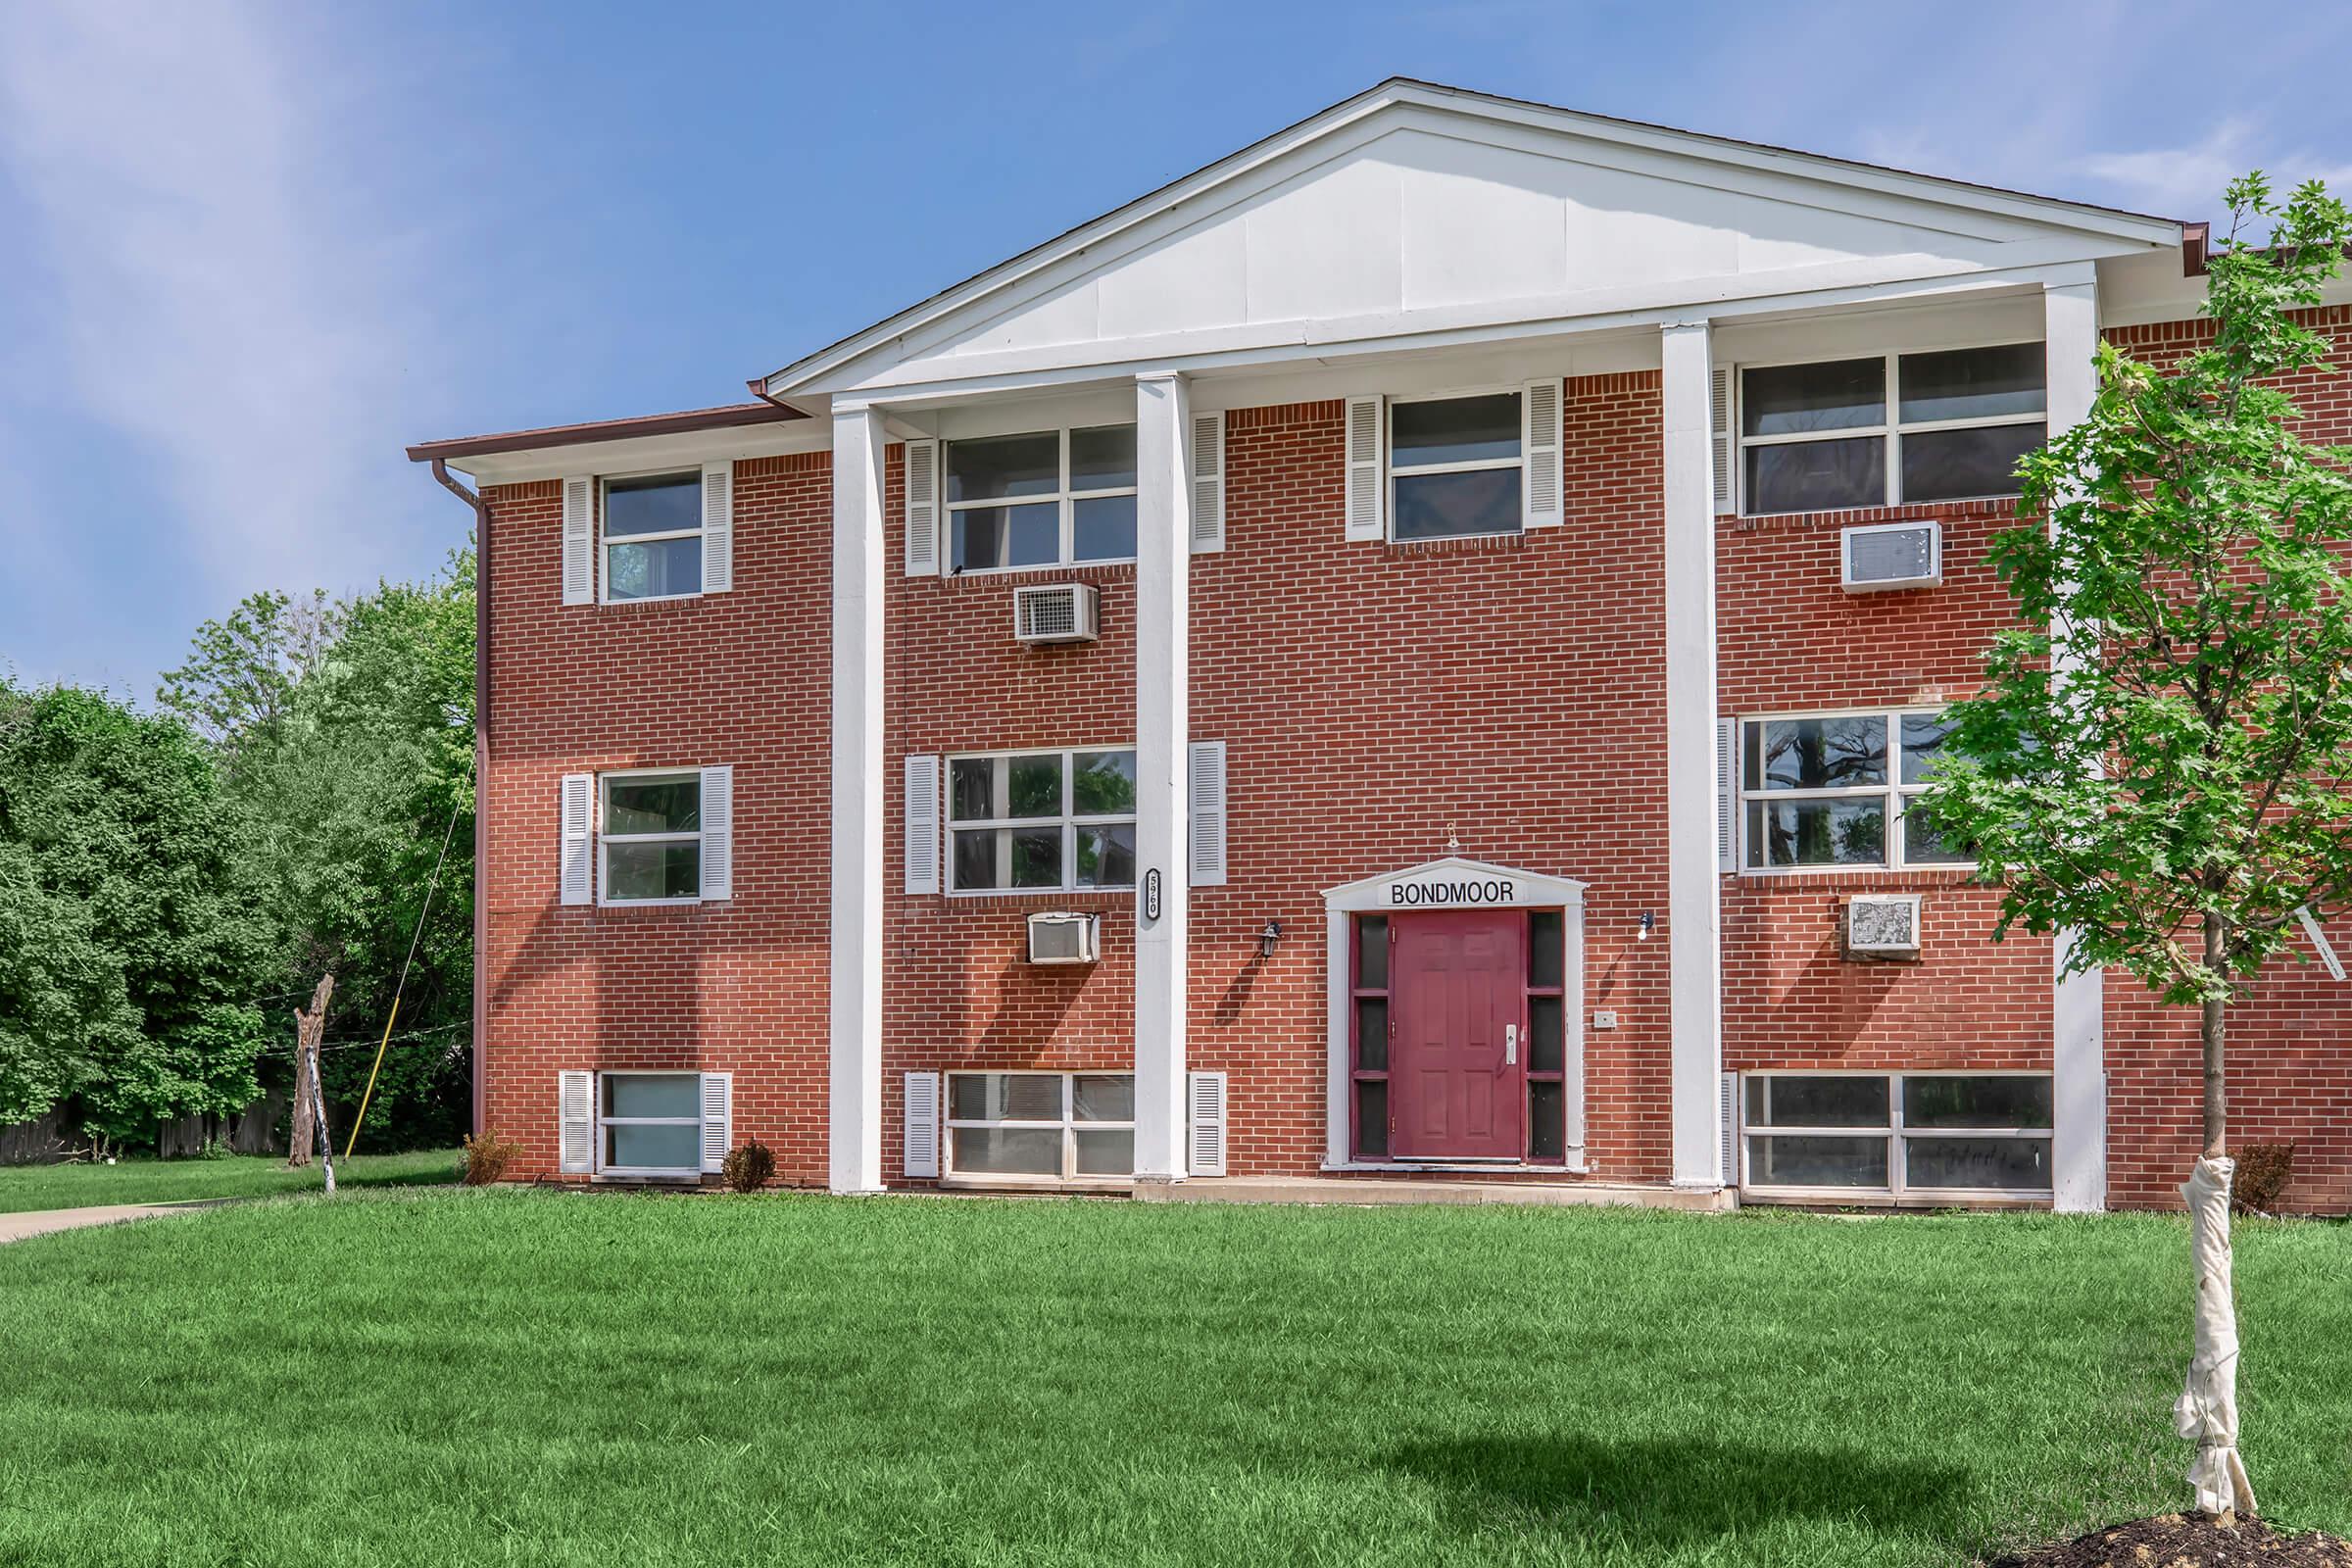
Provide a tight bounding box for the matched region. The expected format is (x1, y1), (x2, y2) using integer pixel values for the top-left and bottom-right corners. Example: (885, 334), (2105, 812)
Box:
(1385, 1434), (1971, 1550)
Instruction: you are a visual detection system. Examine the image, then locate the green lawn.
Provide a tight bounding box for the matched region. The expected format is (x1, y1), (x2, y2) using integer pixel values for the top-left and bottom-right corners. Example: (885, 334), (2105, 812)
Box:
(0, 1147), (458, 1213)
(1, 1194), (2346, 1567)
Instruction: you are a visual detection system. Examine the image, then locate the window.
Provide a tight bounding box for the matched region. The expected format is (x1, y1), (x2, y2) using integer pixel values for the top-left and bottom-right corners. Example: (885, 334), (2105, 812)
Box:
(602, 771), (702, 903)
(1739, 344), (2046, 514)
(599, 1072), (703, 1175)
(1739, 710), (1971, 871)
(946, 424), (1136, 572)
(1739, 1073), (2053, 1198)
(1390, 391), (1524, 541)
(947, 748), (1136, 893)
(602, 471), (703, 601)
(944, 1072), (1133, 1182)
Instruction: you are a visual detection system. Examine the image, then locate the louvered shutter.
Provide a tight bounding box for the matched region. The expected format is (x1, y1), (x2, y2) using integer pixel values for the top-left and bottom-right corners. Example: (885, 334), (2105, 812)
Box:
(1344, 394), (1385, 542)
(1522, 377), (1563, 529)
(1188, 1071), (1228, 1176)
(1719, 1071), (1740, 1189)
(700, 1072), (732, 1173)
(560, 773), (594, 906)
(904, 439), (940, 575)
(1189, 410), (1225, 553)
(701, 460), (733, 593)
(904, 1071), (941, 1178)
(1716, 718), (1738, 874)
(559, 1071), (594, 1174)
(1188, 740), (1227, 887)
(1709, 366), (1735, 516)
(562, 476), (595, 605)
(904, 754), (941, 894)
(699, 765), (733, 900)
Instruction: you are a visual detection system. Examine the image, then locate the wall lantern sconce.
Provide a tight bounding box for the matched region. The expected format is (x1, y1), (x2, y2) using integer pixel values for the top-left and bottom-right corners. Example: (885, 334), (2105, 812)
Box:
(1257, 919), (1284, 959)
(1638, 911), (1655, 941)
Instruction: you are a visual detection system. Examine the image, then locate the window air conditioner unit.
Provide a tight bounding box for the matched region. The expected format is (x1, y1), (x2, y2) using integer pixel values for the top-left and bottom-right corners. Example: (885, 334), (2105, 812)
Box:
(1013, 582), (1099, 645)
(1844, 894), (1923, 956)
(1026, 911), (1101, 965)
(1841, 521), (1940, 592)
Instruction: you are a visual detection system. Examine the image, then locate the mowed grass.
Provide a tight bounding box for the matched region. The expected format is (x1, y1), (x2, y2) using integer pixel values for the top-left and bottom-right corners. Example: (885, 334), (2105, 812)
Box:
(0, 1148), (459, 1213)
(1, 1195), (2347, 1568)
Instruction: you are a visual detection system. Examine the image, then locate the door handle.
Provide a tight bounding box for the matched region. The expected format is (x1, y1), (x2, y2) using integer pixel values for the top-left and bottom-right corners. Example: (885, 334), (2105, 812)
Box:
(1504, 1023), (1519, 1066)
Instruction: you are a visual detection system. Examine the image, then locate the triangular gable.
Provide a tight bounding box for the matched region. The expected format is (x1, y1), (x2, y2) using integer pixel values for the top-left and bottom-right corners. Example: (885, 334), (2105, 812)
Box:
(1324, 857), (1588, 912)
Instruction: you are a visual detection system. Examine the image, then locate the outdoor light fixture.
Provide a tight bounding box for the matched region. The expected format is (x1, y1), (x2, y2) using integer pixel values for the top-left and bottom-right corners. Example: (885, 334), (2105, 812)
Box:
(1638, 911), (1655, 941)
(1258, 919), (1283, 958)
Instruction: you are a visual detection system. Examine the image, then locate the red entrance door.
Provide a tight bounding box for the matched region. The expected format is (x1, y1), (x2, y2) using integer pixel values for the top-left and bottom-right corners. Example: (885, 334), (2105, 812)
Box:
(1389, 910), (1525, 1160)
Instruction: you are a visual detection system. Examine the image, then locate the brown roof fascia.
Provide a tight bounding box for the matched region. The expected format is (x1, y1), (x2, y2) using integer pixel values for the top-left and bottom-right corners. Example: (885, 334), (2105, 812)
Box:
(406, 401), (806, 464)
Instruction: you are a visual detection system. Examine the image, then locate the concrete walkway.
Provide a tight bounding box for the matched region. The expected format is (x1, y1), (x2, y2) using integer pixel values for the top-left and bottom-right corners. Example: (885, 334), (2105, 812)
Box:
(0, 1200), (221, 1245)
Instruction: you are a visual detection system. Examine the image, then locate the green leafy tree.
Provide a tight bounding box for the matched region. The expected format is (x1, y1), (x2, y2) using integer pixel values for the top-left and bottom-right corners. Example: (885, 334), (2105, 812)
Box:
(1916, 174), (2352, 1514)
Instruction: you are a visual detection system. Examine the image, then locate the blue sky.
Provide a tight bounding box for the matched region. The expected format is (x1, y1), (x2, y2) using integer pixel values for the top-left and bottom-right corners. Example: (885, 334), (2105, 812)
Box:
(3, 0), (2347, 698)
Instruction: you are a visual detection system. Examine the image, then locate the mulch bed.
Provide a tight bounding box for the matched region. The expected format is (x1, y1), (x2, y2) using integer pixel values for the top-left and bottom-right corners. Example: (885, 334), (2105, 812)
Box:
(1990, 1512), (2352, 1567)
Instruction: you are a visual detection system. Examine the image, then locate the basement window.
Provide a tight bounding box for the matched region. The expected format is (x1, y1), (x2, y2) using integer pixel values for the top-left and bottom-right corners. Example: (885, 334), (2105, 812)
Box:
(1738, 1072), (2052, 1199)
(943, 1072), (1134, 1184)
(598, 1072), (703, 1176)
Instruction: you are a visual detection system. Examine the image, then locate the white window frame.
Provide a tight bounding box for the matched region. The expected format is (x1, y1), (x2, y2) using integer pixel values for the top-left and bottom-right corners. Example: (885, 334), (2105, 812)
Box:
(941, 1070), (1135, 1188)
(1733, 1069), (2054, 1202)
(944, 746), (1137, 897)
(1735, 343), (2047, 517)
(599, 466), (706, 605)
(599, 768), (704, 906)
(1388, 385), (1525, 543)
(1735, 707), (1972, 875)
(943, 424), (1138, 576)
(594, 1069), (705, 1179)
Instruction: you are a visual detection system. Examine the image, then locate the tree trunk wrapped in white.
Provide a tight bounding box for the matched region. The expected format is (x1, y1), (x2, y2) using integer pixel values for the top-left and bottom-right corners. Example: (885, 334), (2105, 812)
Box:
(2175, 1156), (2254, 1517)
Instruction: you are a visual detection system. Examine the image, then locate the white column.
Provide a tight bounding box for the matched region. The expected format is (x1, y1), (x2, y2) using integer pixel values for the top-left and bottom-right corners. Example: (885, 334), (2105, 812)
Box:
(828, 403), (887, 1194)
(1132, 372), (1192, 1182)
(1661, 320), (1725, 1189)
(2045, 273), (2108, 1213)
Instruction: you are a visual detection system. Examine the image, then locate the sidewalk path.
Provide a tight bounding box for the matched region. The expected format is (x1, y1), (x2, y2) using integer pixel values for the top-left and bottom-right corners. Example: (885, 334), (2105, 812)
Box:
(0, 1200), (222, 1245)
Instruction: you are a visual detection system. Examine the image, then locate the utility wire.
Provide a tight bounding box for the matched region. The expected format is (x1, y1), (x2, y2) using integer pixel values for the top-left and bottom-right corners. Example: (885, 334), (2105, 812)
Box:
(343, 768), (469, 1157)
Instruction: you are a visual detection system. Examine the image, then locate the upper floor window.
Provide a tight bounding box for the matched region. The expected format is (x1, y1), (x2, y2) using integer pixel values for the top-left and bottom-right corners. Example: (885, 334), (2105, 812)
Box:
(603, 771), (704, 903)
(1739, 344), (2046, 515)
(1738, 710), (1971, 871)
(947, 748), (1136, 893)
(947, 425), (1137, 572)
(1391, 390), (1523, 541)
(603, 471), (704, 601)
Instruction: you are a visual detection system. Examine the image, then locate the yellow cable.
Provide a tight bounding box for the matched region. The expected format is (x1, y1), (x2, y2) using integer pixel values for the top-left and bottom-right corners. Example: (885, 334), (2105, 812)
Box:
(342, 995), (401, 1161)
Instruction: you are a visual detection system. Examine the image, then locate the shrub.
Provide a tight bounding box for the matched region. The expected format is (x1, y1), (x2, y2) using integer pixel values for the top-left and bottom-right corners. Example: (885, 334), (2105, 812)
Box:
(2230, 1143), (2295, 1215)
(461, 1131), (521, 1187)
(720, 1140), (775, 1194)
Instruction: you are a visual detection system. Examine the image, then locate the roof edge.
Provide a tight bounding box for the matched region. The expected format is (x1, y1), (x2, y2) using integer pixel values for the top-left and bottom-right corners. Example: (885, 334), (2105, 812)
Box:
(405, 401), (806, 464)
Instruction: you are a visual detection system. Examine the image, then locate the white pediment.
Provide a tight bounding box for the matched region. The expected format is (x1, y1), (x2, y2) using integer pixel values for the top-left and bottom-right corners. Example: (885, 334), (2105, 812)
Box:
(1324, 857), (1588, 913)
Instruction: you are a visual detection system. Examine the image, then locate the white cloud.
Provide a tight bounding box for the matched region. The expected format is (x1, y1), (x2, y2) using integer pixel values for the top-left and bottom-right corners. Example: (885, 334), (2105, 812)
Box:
(2079, 117), (2352, 225)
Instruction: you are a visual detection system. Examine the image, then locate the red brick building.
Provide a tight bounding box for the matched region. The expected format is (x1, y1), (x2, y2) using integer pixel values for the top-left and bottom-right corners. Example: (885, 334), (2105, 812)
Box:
(412, 81), (2352, 1212)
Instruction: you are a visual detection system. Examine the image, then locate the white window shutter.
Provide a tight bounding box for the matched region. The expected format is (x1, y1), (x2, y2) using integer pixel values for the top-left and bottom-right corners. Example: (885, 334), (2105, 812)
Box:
(1189, 410), (1225, 553)
(904, 1071), (941, 1178)
(1709, 366), (1735, 516)
(1522, 377), (1563, 529)
(1188, 740), (1227, 887)
(1719, 1071), (1740, 1189)
(1344, 394), (1385, 542)
(904, 754), (941, 894)
(1716, 718), (1738, 874)
(699, 765), (733, 900)
(562, 476), (595, 605)
(700, 1072), (732, 1173)
(560, 773), (594, 906)
(701, 461), (733, 593)
(904, 439), (941, 575)
(559, 1071), (593, 1174)
(1188, 1071), (1228, 1176)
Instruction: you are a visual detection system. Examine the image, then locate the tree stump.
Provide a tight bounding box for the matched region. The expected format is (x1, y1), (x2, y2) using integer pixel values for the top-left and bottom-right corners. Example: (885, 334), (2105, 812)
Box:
(286, 975), (333, 1169)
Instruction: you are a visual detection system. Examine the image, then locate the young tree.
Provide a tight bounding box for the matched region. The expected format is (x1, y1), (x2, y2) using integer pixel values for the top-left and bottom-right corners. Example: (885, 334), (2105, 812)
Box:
(1915, 175), (2352, 1517)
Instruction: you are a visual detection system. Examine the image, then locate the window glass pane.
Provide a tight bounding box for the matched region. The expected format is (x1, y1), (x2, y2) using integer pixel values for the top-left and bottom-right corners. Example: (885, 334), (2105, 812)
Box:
(606, 841), (700, 900)
(1007, 756), (1061, 818)
(1528, 910), (1563, 990)
(949, 760), (998, 822)
(1356, 916), (1389, 990)
(952, 502), (1058, 571)
(1898, 344), (2045, 424)
(1008, 828), (1061, 888)
(951, 1075), (1064, 1122)
(1745, 437), (1885, 514)
(1900, 800), (1973, 867)
(1529, 1080), (1564, 1161)
(1073, 824), (1135, 889)
(1905, 1136), (2051, 1191)
(1354, 998), (1388, 1071)
(606, 777), (700, 835)
(1898, 713), (1956, 785)
(1394, 468), (1522, 541)
(951, 829), (997, 890)
(1354, 1079), (1388, 1158)
(1068, 424), (1138, 490)
(1073, 1075), (1133, 1123)
(1392, 393), (1521, 467)
(1900, 422), (2043, 504)
(1748, 1075), (1888, 1128)
(951, 1127), (1062, 1175)
(1072, 495), (1136, 561)
(1756, 716), (1887, 790)
(1741, 359), (1885, 436)
(606, 536), (703, 600)
(947, 432), (1059, 504)
(605, 1073), (701, 1118)
(606, 1122), (701, 1169)
(1754, 795), (1887, 868)
(1074, 1128), (1134, 1176)
(603, 473), (701, 538)
(1071, 751), (1136, 815)
(1528, 996), (1563, 1075)
(1903, 1076), (2053, 1130)
(1747, 1134), (1888, 1188)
